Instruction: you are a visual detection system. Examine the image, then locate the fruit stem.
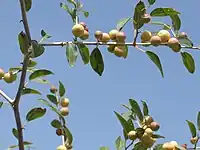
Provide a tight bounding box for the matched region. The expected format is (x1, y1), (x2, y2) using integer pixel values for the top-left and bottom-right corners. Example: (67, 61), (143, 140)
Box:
(0, 89), (14, 104)
(125, 141), (133, 150)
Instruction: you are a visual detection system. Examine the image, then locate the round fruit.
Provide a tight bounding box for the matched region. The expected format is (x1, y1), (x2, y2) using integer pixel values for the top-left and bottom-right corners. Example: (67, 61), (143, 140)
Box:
(190, 137), (198, 144)
(127, 130), (137, 140)
(79, 22), (87, 29)
(150, 35), (161, 46)
(114, 46), (125, 57)
(80, 30), (89, 40)
(181, 144), (187, 149)
(107, 45), (115, 53)
(61, 98), (70, 107)
(162, 142), (175, 150)
(57, 145), (67, 150)
(116, 32), (126, 42)
(178, 32), (187, 39)
(94, 31), (103, 41)
(0, 68), (5, 79)
(50, 86), (57, 93)
(101, 33), (110, 43)
(157, 30), (171, 43)
(144, 116), (154, 125)
(141, 31), (152, 42)
(145, 128), (153, 136)
(60, 107), (69, 116)
(109, 29), (119, 40)
(56, 129), (63, 136)
(150, 122), (160, 131)
(3, 72), (14, 83)
(167, 38), (181, 52)
(141, 133), (156, 148)
(141, 14), (151, 24)
(72, 24), (84, 37)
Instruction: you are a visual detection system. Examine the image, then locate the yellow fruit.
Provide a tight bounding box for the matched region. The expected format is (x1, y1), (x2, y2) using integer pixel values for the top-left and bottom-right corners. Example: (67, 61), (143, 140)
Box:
(150, 122), (160, 131)
(141, 31), (152, 42)
(116, 32), (126, 42)
(50, 86), (57, 93)
(162, 142), (175, 150)
(150, 35), (161, 46)
(190, 137), (198, 144)
(0, 68), (5, 79)
(141, 13), (151, 24)
(80, 30), (89, 40)
(107, 45), (115, 53)
(109, 29), (119, 40)
(72, 24), (84, 37)
(3, 72), (16, 83)
(61, 98), (70, 107)
(94, 31), (103, 41)
(141, 133), (156, 148)
(60, 107), (69, 116)
(101, 33), (110, 43)
(57, 145), (67, 150)
(145, 128), (153, 136)
(144, 116), (154, 125)
(157, 30), (171, 43)
(127, 130), (137, 140)
(114, 46), (125, 57)
(167, 38), (181, 52)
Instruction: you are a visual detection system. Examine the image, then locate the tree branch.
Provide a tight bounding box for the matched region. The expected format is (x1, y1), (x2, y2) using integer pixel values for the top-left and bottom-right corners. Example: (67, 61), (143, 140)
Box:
(0, 89), (14, 104)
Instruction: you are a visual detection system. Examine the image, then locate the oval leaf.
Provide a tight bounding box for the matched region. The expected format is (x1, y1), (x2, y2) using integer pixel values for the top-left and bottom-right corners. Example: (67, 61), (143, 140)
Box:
(150, 8), (180, 17)
(90, 48), (104, 76)
(117, 17), (132, 31)
(66, 43), (78, 67)
(146, 51), (164, 77)
(18, 31), (28, 54)
(25, 0), (32, 12)
(30, 40), (45, 58)
(133, 1), (145, 29)
(63, 126), (73, 145)
(129, 99), (143, 122)
(141, 100), (149, 116)
(77, 44), (90, 64)
(115, 136), (125, 150)
(51, 119), (62, 129)
(12, 128), (18, 139)
(59, 81), (66, 97)
(181, 52), (195, 73)
(186, 120), (196, 137)
(148, 0), (156, 5)
(29, 69), (54, 80)
(197, 112), (200, 131)
(170, 14), (181, 31)
(26, 107), (46, 122)
(46, 94), (58, 105)
(22, 88), (41, 95)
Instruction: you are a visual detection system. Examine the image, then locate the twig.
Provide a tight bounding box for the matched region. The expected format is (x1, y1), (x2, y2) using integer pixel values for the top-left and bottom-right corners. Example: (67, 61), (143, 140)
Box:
(125, 141), (133, 150)
(0, 89), (14, 104)
(133, 29), (139, 46)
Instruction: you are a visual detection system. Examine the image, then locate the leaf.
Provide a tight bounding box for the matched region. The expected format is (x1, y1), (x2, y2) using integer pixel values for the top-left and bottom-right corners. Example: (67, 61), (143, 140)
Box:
(152, 134), (165, 139)
(181, 52), (195, 74)
(29, 69), (54, 80)
(115, 136), (125, 150)
(46, 94), (58, 105)
(83, 11), (89, 18)
(51, 119), (62, 129)
(141, 100), (149, 116)
(123, 45), (128, 59)
(148, 0), (156, 5)
(30, 40), (45, 58)
(22, 88), (41, 95)
(40, 30), (52, 43)
(77, 44), (90, 64)
(133, 142), (147, 150)
(133, 1), (146, 29)
(59, 81), (66, 97)
(18, 31), (28, 54)
(100, 147), (110, 150)
(116, 17), (132, 31)
(90, 48), (104, 76)
(9, 67), (22, 72)
(186, 120), (196, 137)
(153, 144), (163, 150)
(63, 126), (73, 145)
(170, 14), (181, 31)
(32, 78), (50, 84)
(12, 128), (18, 139)
(0, 102), (3, 108)
(129, 99), (143, 122)
(150, 8), (180, 17)
(146, 51), (164, 77)
(8, 141), (33, 149)
(66, 43), (78, 67)
(26, 107), (46, 122)
(24, 0), (32, 12)
(150, 22), (171, 30)
(28, 60), (37, 67)
(178, 36), (193, 47)
(197, 112), (200, 131)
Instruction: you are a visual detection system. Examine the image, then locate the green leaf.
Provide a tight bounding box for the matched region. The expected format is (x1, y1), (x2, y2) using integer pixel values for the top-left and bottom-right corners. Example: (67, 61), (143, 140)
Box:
(8, 141), (33, 149)
(24, 0), (32, 12)
(116, 17), (132, 31)
(0, 102), (3, 108)
(46, 94), (58, 105)
(197, 112), (200, 131)
(77, 44), (90, 64)
(148, 0), (156, 5)
(9, 67), (22, 72)
(18, 31), (28, 54)
(153, 144), (163, 150)
(32, 78), (50, 84)
(133, 1), (146, 29)
(100, 147), (110, 150)
(115, 136), (125, 150)
(123, 45), (128, 59)
(63, 126), (73, 145)
(12, 128), (18, 139)
(51, 119), (62, 129)
(29, 69), (54, 80)
(150, 22), (171, 30)
(152, 134), (165, 139)
(30, 40), (45, 58)
(186, 120), (197, 137)
(22, 88), (41, 95)
(150, 8), (180, 17)
(170, 15), (181, 31)
(129, 99), (143, 122)
(59, 81), (66, 97)
(28, 60), (37, 67)
(66, 43), (78, 67)
(181, 52), (195, 74)
(83, 11), (89, 18)
(123, 129), (128, 140)
(90, 48), (104, 76)
(141, 100), (149, 116)
(178, 36), (193, 47)
(40, 30), (52, 43)
(26, 107), (46, 122)
(146, 51), (164, 77)
(134, 142), (147, 150)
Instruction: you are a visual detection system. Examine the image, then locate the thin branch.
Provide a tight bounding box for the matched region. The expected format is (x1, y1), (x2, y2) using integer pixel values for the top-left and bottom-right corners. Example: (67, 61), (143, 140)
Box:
(0, 89), (14, 104)
(125, 141), (133, 150)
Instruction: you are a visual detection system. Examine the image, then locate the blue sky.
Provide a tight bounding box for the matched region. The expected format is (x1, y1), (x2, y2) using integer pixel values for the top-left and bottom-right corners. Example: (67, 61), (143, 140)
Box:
(1, 0), (200, 149)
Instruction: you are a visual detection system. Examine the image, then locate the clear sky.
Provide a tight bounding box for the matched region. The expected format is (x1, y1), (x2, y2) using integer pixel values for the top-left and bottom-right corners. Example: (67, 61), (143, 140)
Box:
(1, 0), (200, 149)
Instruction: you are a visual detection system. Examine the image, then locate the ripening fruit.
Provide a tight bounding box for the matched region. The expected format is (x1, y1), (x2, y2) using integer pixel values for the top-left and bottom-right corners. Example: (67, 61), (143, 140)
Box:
(56, 145), (67, 150)
(150, 35), (161, 46)
(141, 13), (151, 24)
(144, 116), (154, 125)
(150, 122), (160, 131)
(94, 31), (103, 41)
(167, 38), (181, 52)
(50, 86), (58, 94)
(190, 137), (198, 144)
(61, 98), (70, 107)
(3, 72), (16, 83)
(141, 133), (156, 148)
(101, 33), (110, 43)
(157, 30), (171, 43)
(127, 130), (137, 140)
(178, 32), (187, 39)
(116, 32), (126, 42)
(114, 46), (125, 57)
(56, 129), (63, 136)
(60, 107), (69, 116)
(170, 141), (178, 149)
(0, 68), (5, 79)
(145, 128), (153, 136)
(72, 24), (84, 37)
(107, 45), (115, 53)
(80, 30), (89, 40)
(141, 31), (152, 42)
(109, 29), (119, 40)
(162, 142), (175, 150)
(79, 22), (87, 29)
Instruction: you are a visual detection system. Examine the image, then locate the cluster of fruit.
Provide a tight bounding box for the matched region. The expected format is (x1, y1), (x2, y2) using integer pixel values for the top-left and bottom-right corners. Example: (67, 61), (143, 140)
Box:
(127, 116), (160, 148)
(0, 68), (17, 83)
(72, 22), (89, 40)
(141, 29), (183, 52)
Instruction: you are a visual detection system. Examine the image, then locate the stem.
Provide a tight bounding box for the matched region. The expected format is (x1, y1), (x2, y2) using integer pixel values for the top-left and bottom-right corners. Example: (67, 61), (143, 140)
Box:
(0, 89), (14, 104)
(125, 141), (133, 150)
(133, 29), (139, 46)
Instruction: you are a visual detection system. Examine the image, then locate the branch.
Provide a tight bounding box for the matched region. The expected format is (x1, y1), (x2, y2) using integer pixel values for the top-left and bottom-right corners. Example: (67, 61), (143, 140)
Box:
(0, 89), (14, 104)
(125, 141), (133, 150)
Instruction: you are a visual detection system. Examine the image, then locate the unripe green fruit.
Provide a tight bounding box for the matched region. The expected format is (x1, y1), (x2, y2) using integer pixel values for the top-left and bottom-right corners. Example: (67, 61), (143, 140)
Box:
(60, 107), (69, 116)
(0, 68), (5, 79)
(116, 32), (126, 42)
(150, 122), (160, 131)
(109, 29), (119, 40)
(50, 86), (58, 94)
(190, 137), (198, 144)
(141, 31), (152, 42)
(101, 33), (110, 43)
(150, 36), (161, 46)
(61, 98), (70, 107)
(114, 46), (125, 57)
(72, 24), (84, 37)
(107, 45), (115, 53)
(157, 30), (171, 43)
(127, 130), (137, 140)
(56, 145), (67, 150)
(167, 38), (181, 52)
(94, 31), (103, 41)
(80, 30), (89, 40)
(141, 14), (151, 24)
